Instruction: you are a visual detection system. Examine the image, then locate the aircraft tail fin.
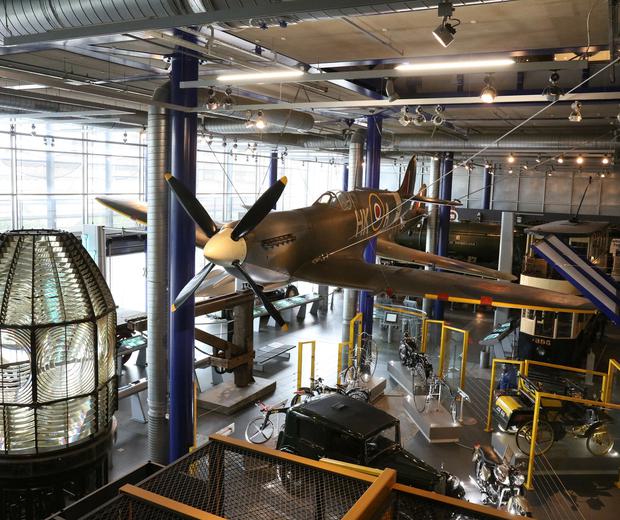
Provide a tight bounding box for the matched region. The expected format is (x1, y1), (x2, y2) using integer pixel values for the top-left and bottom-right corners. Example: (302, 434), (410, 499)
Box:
(398, 155), (416, 198)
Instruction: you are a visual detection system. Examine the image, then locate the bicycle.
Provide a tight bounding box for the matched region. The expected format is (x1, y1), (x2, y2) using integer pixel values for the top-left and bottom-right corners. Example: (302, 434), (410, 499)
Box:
(414, 374), (459, 422)
(244, 399), (289, 444)
(291, 376), (369, 406)
(341, 332), (379, 386)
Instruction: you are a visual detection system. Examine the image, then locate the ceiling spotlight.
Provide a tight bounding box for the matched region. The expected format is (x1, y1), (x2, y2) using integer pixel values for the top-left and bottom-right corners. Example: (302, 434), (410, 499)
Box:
(480, 75), (497, 103)
(508, 168), (514, 174)
(507, 153), (515, 164)
(556, 155), (564, 164)
(413, 114), (426, 126)
(206, 87), (219, 110)
(255, 110), (266, 130)
(432, 2), (459, 48)
(602, 155), (610, 165)
(386, 78), (400, 102)
(31, 123), (36, 136)
(601, 172), (606, 178)
(542, 71), (563, 102)
(523, 163), (529, 170)
(432, 154), (439, 161)
(576, 155), (584, 165)
(398, 106), (413, 126)
(535, 155), (542, 163)
(222, 87), (234, 110)
(568, 101), (582, 122)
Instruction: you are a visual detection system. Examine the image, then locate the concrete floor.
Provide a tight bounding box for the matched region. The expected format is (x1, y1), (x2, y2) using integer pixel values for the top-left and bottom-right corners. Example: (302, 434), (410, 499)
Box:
(113, 292), (620, 519)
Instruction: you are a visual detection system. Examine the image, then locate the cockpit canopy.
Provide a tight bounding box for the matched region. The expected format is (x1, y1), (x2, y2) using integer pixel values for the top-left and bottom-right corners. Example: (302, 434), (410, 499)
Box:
(312, 190), (354, 210)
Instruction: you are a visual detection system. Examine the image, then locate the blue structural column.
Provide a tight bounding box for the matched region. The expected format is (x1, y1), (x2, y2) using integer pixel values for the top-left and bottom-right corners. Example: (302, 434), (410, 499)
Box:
(169, 29), (198, 462)
(482, 164), (493, 210)
(434, 152), (454, 320)
(342, 163), (349, 192)
(269, 151), (278, 208)
(359, 115), (382, 336)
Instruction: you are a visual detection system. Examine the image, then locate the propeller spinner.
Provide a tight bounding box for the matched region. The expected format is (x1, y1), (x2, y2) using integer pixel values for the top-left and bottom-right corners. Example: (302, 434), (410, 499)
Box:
(165, 174), (289, 330)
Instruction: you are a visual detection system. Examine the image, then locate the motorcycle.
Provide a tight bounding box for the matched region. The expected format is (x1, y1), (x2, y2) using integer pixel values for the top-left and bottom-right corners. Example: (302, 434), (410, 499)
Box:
(471, 444), (532, 517)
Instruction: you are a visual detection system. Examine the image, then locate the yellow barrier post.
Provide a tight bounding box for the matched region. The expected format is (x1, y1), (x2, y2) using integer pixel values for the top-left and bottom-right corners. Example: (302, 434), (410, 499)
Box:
(525, 391), (541, 490)
(438, 325), (448, 378)
(297, 340), (316, 389)
(485, 358), (524, 432)
(421, 319), (428, 353)
(460, 330), (469, 390)
(605, 359), (620, 403)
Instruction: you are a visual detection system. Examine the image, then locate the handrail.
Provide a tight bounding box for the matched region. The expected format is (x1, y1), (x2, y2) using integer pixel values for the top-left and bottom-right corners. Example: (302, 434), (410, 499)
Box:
(604, 358), (620, 403)
(374, 303), (426, 318)
(297, 340), (316, 390)
(525, 391), (620, 490)
(342, 468), (396, 520)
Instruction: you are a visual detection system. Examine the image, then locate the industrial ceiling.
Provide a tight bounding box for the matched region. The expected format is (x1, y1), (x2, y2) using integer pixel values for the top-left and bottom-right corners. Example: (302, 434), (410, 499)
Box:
(0, 0), (618, 158)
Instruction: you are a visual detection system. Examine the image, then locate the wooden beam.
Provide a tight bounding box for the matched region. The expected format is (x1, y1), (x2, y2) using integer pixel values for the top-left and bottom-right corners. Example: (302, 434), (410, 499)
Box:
(194, 328), (232, 352)
(342, 469), (396, 520)
(208, 351), (254, 370)
(120, 484), (224, 519)
(194, 291), (254, 316)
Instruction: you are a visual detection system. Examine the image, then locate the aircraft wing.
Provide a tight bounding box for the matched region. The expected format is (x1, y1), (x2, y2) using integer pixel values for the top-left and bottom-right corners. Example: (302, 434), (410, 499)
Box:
(96, 196), (209, 247)
(376, 237), (516, 282)
(293, 254), (595, 313)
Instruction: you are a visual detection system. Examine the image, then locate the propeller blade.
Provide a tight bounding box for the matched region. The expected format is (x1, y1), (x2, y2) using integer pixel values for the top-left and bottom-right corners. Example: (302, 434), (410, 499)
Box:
(171, 263), (215, 312)
(231, 177), (287, 241)
(233, 261), (288, 330)
(165, 173), (219, 238)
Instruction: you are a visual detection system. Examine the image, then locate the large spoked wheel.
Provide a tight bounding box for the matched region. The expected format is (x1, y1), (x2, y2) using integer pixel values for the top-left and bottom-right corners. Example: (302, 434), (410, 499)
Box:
(244, 417), (274, 444)
(413, 364), (429, 413)
(586, 425), (614, 456)
(360, 342), (378, 381)
(342, 365), (359, 386)
(516, 420), (554, 456)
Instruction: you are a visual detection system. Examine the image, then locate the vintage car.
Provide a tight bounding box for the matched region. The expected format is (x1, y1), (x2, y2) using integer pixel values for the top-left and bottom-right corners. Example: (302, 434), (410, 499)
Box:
(276, 393), (465, 498)
(493, 372), (614, 456)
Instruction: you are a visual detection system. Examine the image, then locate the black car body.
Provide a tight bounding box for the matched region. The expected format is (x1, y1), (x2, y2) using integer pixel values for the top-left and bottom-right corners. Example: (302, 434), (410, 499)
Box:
(276, 393), (464, 498)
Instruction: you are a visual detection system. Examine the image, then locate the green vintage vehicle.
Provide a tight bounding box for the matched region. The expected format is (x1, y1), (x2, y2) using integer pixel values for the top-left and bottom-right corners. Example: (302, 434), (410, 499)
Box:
(275, 393), (465, 498)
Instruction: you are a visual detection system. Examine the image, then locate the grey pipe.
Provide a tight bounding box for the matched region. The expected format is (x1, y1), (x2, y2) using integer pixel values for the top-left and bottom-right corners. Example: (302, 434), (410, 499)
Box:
(146, 81), (170, 464)
(203, 110), (314, 133)
(422, 158), (440, 317)
(341, 130), (365, 345)
(0, 1), (514, 39)
(391, 135), (620, 152)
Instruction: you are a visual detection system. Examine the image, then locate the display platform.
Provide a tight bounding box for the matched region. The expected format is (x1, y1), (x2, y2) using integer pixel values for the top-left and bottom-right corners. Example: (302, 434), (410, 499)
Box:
(404, 394), (461, 443)
(197, 377), (276, 415)
(387, 359), (414, 395)
(492, 431), (620, 475)
(363, 376), (387, 402)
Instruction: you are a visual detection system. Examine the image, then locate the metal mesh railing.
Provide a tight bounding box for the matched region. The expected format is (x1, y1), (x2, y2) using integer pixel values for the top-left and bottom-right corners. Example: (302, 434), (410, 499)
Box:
(391, 489), (509, 520)
(85, 438), (370, 520)
(80, 494), (179, 520)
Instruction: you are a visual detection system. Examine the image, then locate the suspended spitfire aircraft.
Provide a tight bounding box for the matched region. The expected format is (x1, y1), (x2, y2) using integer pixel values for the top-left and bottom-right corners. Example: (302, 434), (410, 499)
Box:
(97, 157), (595, 329)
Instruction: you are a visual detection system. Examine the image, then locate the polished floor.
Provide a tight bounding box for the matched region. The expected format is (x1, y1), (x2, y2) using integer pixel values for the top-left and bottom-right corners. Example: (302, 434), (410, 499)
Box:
(113, 293), (620, 519)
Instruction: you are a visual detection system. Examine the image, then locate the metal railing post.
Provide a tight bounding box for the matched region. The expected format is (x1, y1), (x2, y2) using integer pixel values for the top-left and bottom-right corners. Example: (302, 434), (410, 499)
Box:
(525, 391), (542, 491)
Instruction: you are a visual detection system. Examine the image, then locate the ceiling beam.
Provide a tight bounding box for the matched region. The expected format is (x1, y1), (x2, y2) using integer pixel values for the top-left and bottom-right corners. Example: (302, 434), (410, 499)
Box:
(200, 90), (620, 112)
(1, 1), (515, 46)
(183, 61), (587, 89)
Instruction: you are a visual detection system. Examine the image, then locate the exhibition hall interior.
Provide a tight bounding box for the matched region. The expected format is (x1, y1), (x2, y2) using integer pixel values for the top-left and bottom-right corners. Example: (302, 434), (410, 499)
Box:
(1, 1), (620, 519)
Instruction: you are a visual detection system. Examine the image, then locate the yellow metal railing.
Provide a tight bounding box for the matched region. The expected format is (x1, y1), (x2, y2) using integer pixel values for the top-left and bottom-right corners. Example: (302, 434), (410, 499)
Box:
(421, 319), (444, 354)
(524, 391), (620, 490)
(296, 340), (316, 390)
(485, 358), (525, 432)
(605, 358), (620, 403)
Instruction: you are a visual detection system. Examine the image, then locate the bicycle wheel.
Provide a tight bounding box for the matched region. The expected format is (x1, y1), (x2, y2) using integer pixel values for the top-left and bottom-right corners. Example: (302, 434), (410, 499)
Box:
(245, 417), (274, 444)
(516, 420), (554, 456)
(449, 398), (458, 423)
(413, 366), (430, 413)
(586, 425), (614, 456)
(342, 364), (358, 386)
(360, 341), (378, 379)
(346, 389), (370, 402)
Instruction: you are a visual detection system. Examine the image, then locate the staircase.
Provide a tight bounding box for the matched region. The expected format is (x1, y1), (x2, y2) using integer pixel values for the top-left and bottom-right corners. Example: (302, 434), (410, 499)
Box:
(532, 234), (620, 325)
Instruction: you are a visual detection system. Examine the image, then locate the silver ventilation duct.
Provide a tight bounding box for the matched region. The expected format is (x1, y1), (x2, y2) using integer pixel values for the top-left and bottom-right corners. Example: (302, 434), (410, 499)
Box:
(203, 110), (314, 133)
(390, 135), (620, 152)
(146, 83), (169, 465)
(0, 1), (516, 41)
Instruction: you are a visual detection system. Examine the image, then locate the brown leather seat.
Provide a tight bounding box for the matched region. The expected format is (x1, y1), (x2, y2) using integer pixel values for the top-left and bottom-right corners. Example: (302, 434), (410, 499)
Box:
(480, 445), (503, 466)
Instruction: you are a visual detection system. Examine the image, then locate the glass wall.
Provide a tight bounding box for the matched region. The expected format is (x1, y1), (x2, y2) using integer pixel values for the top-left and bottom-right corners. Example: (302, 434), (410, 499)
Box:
(0, 121), (406, 233)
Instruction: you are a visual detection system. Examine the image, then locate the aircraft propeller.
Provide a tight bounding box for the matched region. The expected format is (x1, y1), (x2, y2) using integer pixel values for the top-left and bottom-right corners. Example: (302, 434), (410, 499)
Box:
(165, 173), (289, 330)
